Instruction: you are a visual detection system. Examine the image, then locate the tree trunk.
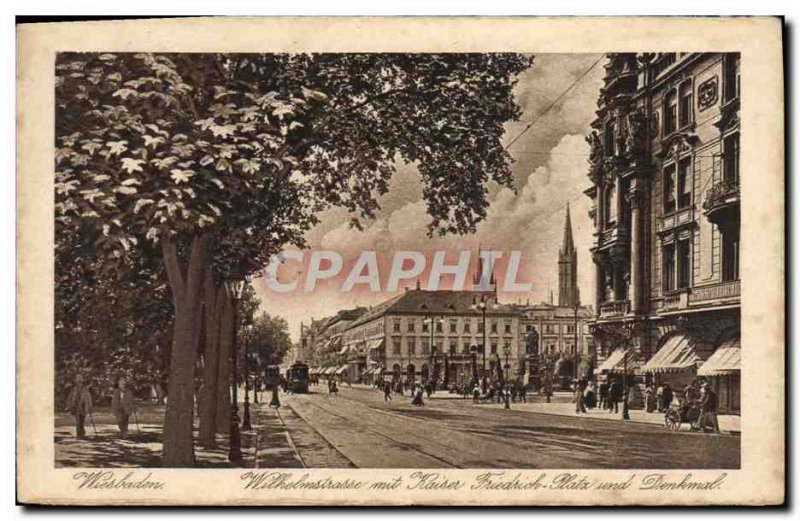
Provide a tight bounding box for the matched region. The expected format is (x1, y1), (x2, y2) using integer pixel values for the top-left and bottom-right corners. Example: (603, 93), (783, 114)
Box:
(198, 272), (224, 447)
(161, 234), (207, 467)
(215, 287), (233, 434)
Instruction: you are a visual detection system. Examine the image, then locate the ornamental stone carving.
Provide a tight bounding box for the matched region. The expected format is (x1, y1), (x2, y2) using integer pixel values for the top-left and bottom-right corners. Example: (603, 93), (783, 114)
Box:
(698, 76), (719, 111)
(625, 108), (648, 158)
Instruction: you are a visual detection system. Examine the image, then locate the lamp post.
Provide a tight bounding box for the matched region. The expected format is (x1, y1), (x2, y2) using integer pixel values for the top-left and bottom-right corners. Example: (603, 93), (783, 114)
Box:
(502, 342), (511, 409)
(227, 280), (246, 464)
(573, 301), (580, 380)
(242, 323), (253, 431)
(470, 344), (478, 384)
(471, 295), (497, 390)
(622, 346), (630, 420)
(422, 312), (441, 387)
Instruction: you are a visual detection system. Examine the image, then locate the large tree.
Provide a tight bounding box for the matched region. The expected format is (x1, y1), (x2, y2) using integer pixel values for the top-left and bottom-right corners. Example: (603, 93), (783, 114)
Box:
(55, 52), (533, 466)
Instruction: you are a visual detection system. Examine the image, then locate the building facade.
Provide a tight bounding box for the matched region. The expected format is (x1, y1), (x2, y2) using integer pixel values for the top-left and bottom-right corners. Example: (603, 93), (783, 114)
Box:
(341, 288), (525, 386)
(585, 53), (741, 412)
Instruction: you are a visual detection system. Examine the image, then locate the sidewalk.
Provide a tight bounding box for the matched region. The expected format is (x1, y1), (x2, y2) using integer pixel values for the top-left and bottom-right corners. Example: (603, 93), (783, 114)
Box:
(249, 404), (305, 468)
(476, 401), (741, 434)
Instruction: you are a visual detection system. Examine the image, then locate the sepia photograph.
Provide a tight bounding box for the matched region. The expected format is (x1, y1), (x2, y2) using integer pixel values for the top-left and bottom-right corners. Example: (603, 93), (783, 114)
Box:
(15, 16), (784, 506)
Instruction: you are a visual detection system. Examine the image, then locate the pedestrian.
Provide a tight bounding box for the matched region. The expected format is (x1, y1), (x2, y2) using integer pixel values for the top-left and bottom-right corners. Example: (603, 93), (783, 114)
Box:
(425, 381), (434, 399)
(66, 374), (93, 438)
(518, 381), (527, 403)
(598, 380), (608, 410)
(584, 381), (597, 410)
(656, 383), (664, 412)
(643, 382), (655, 413)
(698, 383), (720, 433)
(608, 378), (621, 413)
(411, 384), (425, 406)
(111, 376), (136, 437)
(573, 380), (586, 414)
(661, 383), (674, 412)
(383, 381), (393, 402)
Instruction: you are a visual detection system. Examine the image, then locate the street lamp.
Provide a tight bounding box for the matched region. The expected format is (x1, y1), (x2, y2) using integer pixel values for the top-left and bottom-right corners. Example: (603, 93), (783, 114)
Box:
(471, 295), (498, 390)
(227, 279), (246, 464)
(423, 313), (441, 386)
(242, 323), (253, 431)
(502, 342), (511, 410)
(622, 346), (630, 420)
(573, 301), (580, 380)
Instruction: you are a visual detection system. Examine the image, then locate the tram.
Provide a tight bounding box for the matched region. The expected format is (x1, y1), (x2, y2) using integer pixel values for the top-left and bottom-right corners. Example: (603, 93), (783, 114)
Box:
(286, 361), (310, 394)
(264, 364), (282, 390)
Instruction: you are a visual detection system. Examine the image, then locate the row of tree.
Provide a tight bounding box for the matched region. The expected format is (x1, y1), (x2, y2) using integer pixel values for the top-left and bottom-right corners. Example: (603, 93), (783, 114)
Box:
(55, 52), (534, 466)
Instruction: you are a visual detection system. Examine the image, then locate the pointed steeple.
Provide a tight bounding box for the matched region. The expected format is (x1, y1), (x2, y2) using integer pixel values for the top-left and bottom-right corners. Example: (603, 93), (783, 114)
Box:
(560, 203), (575, 256)
(558, 203), (579, 308)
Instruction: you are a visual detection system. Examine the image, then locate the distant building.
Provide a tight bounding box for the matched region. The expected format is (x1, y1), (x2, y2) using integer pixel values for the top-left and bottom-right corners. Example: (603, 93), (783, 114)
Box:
(298, 307), (367, 366)
(515, 207), (595, 389)
(585, 53), (740, 412)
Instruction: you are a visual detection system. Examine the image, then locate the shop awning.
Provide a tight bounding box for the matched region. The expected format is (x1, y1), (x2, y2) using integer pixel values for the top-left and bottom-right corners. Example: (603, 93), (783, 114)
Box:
(334, 365), (348, 375)
(367, 338), (385, 352)
(642, 334), (705, 374)
(698, 337), (741, 376)
(323, 366), (337, 375)
(597, 348), (640, 372)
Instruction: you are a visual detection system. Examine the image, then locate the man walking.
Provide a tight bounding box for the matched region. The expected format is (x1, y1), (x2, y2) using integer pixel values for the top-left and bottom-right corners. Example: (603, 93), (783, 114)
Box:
(598, 380), (608, 410)
(698, 383), (720, 433)
(383, 380), (393, 402)
(111, 376), (136, 437)
(66, 374), (93, 438)
(574, 380), (586, 414)
(608, 378), (621, 413)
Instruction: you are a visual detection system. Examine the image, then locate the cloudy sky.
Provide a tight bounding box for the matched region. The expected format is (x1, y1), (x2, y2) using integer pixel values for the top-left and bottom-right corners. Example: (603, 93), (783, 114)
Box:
(253, 53), (606, 341)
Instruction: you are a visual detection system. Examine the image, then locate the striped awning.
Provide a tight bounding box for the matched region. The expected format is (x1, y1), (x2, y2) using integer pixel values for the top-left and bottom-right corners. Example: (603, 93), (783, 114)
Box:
(334, 365), (349, 375)
(597, 348), (640, 372)
(698, 337), (741, 376)
(367, 338), (385, 352)
(642, 334), (705, 374)
(323, 366), (337, 375)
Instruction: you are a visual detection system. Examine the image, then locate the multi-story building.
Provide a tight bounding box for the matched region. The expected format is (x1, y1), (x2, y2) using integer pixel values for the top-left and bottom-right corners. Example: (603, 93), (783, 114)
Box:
(298, 307), (366, 367)
(339, 286), (525, 386)
(585, 53), (741, 412)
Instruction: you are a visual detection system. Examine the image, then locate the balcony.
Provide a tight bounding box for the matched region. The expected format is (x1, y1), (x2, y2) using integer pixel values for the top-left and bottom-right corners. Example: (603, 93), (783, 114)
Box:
(703, 178), (740, 227)
(597, 224), (629, 250)
(660, 290), (689, 312)
(599, 300), (629, 318)
(688, 280), (740, 306)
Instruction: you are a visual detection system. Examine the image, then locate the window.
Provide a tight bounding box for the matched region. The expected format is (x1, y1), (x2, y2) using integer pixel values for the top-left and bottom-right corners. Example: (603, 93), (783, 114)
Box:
(478, 322), (484, 333)
(393, 339), (401, 355)
(663, 164), (677, 213)
(677, 239), (691, 289)
(662, 243), (676, 292)
(422, 321), (429, 333)
(604, 184), (616, 227)
(679, 81), (693, 127)
(449, 340), (457, 355)
(407, 339), (416, 357)
(723, 53), (741, 103)
(422, 339), (430, 354)
(604, 121), (616, 156)
(504, 322), (512, 334)
(490, 320), (498, 333)
(566, 324), (575, 334)
(664, 90), (678, 135)
(463, 321), (471, 333)
(490, 342), (498, 354)
(435, 321), (443, 333)
(407, 320), (415, 333)
(723, 133), (739, 184)
(722, 228), (740, 281)
(450, 320), (457, 334)
(678, 158), (692, 208)
(393, 320), (400, 333)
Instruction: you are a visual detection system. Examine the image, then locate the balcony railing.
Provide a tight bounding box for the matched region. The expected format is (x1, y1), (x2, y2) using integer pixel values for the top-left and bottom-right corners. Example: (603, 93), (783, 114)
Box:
(688, 280), (740, 305)
(703, 178), (740, 214)
(660, 290), (689, 311)
(600, 300), (629, 318)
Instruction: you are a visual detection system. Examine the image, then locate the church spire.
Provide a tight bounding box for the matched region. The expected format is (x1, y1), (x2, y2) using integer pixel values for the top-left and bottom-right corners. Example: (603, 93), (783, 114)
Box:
(561, 202), (575, 256)
(558, 203), (579, 308)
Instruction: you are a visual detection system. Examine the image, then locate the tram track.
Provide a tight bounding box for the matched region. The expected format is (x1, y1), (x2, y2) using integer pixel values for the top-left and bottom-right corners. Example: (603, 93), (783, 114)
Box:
(290, 397), (466, 469)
